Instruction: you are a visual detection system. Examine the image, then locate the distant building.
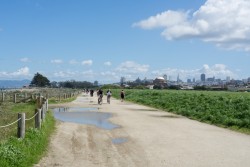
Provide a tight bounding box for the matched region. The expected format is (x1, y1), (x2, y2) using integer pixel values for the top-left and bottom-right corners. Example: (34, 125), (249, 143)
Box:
(207, 77), (215, 82)
(187, 79), (192, 83)
(193, 78), (196, 83)
(201, 74), (206, 82)
(177, 74), (180, 83)
(153, 77), (167, 88)
(226, 76), (230, 83)
(93, 81), (98, 86)
(163, 74), (168, 81)
(120, 77), (126, 86)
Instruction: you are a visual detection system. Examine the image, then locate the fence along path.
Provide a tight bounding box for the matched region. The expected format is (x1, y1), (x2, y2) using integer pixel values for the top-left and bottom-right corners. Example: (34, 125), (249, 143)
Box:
(0, 90), (81, 139)
(1, 91), (77, 103)
(0, 96), (48, 138)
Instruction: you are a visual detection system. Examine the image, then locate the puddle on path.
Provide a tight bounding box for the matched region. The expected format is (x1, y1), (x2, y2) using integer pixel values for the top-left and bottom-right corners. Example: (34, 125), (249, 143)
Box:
(112, 138), (128, 144)
(53, 107), (119, 130)
(53, 107), (98, 112)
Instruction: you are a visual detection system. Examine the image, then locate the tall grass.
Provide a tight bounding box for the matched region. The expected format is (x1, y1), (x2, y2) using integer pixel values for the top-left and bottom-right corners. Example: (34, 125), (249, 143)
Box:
(111, 89), (250, 134)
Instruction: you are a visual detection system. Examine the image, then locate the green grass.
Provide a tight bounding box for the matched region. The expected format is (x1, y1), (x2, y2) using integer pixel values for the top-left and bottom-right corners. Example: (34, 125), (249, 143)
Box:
(0, 111), (55, 167)
(0, 101), (38, 142)
(111, 89), (250, 134)
(48, 96), (77, 104)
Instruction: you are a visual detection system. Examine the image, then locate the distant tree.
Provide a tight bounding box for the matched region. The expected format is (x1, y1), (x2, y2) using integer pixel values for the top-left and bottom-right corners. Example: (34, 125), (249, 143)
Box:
(30, 73), (50, 87)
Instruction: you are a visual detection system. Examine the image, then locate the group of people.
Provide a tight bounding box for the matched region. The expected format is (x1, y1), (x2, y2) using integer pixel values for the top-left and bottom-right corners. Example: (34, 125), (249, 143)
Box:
(90, 89), (125, 105)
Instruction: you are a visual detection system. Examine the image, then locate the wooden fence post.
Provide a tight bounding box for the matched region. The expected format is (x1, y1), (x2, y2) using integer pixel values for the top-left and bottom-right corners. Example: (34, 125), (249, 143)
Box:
(17, 113), (25, 138)
(46, 99), (49, 111)
(35, 109), (41, 129)
(41, 104), (46, 122)
(13, 93), (17, 103)
(1, 92), (4, 102)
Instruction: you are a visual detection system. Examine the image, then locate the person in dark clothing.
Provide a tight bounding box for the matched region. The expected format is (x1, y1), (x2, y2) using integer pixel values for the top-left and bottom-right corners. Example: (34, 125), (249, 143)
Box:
(97, 89), (103, 104)
(120, 90), (125, 102)
(90, 89), (94, 97)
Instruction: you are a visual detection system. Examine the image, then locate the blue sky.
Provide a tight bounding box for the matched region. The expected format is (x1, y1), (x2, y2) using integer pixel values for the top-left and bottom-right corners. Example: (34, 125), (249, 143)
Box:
(0, 0), (249, 83)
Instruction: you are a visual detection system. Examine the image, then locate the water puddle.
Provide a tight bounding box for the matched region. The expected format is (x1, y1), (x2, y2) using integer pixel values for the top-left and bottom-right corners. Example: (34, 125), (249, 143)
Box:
(112, 138), (128, 144)
(53, 107), (119, 130)
(53, 107), (98, 112)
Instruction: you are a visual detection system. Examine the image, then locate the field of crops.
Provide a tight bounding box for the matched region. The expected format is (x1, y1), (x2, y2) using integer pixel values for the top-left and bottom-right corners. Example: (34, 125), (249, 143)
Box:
(110, 89), (250, 133)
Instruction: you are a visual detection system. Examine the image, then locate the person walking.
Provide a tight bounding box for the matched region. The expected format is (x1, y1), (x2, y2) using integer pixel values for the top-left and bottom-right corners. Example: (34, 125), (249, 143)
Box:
(106, 89), (112, 104)
(120, 90), (125, 102)
(97, 89), (103, 105)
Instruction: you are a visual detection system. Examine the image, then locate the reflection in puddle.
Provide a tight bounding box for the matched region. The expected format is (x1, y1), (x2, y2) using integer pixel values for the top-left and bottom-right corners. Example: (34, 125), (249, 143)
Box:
(112, 138), (128, 144)
(53, 108), (119, 130)
(53, 107), (98, 112)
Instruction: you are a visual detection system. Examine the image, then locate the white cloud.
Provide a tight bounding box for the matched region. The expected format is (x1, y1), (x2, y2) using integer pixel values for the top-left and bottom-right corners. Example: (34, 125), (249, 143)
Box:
(53, 69), (96, 80)
(51, 59), (63, 64)
(20, 57), (30, 62)
(0, 67), (31, 79)
(104, 61), (112, 66)
(100, 71), (119, 80)
(82, 60), (93, 66)
(69, 59), (78, 65)
(82, 70), (95, 76)
(116, 61), (149, 74)
(54, 71), (77, 78)
(133, 0), (250, 51)
(11, 67), (30, 76)
(133, 10), (188, 30)
(151, 64), (236, 81)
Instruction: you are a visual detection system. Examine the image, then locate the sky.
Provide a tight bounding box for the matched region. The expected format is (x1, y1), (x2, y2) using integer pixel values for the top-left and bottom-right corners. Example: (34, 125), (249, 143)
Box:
(0, 0), (250, 84)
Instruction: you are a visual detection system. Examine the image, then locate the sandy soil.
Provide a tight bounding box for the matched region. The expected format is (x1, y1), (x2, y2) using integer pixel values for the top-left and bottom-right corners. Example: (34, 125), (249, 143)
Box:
(35, 93), (250, 167)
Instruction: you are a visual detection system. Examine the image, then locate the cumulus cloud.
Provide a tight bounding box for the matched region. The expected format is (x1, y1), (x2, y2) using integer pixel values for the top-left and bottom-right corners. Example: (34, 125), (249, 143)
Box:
(51, 59), (63, 64)
(0, 67), (30, 79)
(116, 61), (149, 74)
(152, 64), (236, 81)
(82, 60), (93, 66)
(20, 57), (30, 62)
(104, 61), (112, 66)
(133, 0), (250, 51)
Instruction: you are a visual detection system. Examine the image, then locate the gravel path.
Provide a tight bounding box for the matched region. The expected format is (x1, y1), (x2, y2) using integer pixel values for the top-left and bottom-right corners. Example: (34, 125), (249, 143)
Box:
(35, 93), (250, 167)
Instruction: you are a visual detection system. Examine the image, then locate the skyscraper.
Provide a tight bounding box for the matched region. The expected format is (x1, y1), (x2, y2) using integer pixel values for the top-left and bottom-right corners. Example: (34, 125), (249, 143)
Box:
(201, 74), (206, 82)
(163, 74), (168, 81)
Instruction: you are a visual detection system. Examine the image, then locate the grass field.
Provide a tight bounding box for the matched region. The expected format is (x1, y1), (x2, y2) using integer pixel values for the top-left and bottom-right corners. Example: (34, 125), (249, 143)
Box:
(110, 89), (250, 134)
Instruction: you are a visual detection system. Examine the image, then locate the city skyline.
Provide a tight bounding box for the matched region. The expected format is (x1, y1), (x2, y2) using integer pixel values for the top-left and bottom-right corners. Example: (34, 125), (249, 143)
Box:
(0, 0), (250, 84)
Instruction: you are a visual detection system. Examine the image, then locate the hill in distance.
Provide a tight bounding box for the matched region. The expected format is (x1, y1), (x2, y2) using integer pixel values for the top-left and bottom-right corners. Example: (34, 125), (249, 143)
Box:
(0, 79), (31, 89)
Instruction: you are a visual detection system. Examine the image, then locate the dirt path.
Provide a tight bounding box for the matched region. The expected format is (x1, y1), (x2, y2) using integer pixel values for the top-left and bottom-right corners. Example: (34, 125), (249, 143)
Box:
(35, 93), (250, 167)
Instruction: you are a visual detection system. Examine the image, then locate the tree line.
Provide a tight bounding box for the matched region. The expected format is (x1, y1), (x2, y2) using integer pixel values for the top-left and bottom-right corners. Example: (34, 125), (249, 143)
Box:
(30, 72), (96, 89)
